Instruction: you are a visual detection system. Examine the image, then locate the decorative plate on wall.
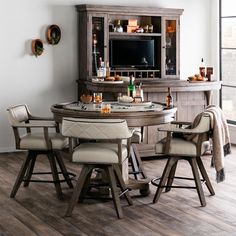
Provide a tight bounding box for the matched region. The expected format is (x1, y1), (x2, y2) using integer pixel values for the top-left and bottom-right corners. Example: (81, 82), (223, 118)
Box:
(46, 25), (61, 45)
(31, 39), (44, 57)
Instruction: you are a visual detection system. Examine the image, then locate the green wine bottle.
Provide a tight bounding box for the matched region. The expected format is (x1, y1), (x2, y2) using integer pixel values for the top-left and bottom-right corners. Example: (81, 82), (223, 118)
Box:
(127, 76), (135, 98)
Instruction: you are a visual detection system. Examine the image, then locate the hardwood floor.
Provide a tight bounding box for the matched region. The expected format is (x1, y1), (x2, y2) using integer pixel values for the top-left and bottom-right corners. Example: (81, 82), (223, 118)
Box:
(0, 147), (236, 236)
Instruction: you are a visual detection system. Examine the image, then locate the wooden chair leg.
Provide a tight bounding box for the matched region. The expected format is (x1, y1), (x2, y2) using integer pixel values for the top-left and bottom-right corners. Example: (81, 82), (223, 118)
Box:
(47, 153), (63, 200)
(106, 166), (123, 219)
(153, 157), (178, 203)
(79, 168), (93, 203)
(132, 144), (147, 179)
(189, 157), (206, 207)
(165, 161), (178, 192)
(55, 152), (73, 188)
(10, 152), (32, 198)
(23, 153), (36, 187)
(196, 156), (215, 196)
(65, 165), (92, 217)
(113, 164), (133, 206)
(129, 147), (139, 180)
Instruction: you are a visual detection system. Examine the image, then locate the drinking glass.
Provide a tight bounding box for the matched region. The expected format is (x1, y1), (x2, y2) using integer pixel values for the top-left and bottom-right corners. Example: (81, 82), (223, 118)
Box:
(101, 103), (111, 114)
(93, 93), (102, 103)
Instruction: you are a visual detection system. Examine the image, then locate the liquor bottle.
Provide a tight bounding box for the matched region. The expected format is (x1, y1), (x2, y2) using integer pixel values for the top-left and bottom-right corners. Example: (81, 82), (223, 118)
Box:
(114, 20), (123, 33)
(97, 57), (102, 77)
(127, 76), (136, 98)
(97, 57), (106, 77)
(166, 87), (173, 108)
(199, 58), (205, 78)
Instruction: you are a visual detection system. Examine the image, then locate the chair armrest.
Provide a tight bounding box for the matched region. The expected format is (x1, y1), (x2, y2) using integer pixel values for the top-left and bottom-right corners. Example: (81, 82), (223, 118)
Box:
(29, 116), (54, 121)
(129, 128), (136, 136)
(171, 121), (192, 126)
(14, 121), (56, 128)
(158, 127), (204, 134)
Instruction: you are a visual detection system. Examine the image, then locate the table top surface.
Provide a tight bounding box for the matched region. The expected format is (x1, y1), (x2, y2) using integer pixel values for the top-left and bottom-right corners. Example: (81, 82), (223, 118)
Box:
(51, 101), (177, 127)
(64, 101), (163, 112)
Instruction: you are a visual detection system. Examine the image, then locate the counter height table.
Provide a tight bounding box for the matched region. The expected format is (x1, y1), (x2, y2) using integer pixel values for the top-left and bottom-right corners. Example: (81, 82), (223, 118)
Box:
(51, 101), (177, 195)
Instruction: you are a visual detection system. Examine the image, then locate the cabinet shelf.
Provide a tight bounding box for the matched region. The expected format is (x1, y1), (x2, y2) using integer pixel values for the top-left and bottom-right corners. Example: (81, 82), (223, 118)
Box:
(109, 32), (161, 37)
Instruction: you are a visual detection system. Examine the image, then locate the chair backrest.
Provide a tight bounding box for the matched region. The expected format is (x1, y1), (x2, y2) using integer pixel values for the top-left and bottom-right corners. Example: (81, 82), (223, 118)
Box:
(62, 118), (132, 140)
(191, 114), (211, 133)
(7, 104), (30, 126)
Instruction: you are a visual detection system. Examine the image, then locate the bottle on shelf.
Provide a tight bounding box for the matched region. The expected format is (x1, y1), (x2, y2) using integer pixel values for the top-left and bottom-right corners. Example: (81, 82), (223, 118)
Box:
(199, 58), (205, 78)
(166, 87), (173, 108)
(114, 20), (123, 33)
(97, 57), (106, 77)
(127, 76), (136, 98)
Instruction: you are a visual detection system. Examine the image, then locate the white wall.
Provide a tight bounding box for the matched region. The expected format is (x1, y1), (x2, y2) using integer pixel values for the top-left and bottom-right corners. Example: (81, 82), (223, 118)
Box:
(0, 0), (212, 152)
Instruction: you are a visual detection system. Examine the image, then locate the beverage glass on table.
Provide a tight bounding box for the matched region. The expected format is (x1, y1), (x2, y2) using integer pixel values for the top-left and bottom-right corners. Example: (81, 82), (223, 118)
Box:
(101, 103), (111, 114)
(93, 93), (102, 103)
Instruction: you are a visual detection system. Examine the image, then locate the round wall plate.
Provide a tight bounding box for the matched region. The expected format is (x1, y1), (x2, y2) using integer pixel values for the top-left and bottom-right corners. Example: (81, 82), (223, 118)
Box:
(31, 39), (44, 57)
(46, 24), (61, 45)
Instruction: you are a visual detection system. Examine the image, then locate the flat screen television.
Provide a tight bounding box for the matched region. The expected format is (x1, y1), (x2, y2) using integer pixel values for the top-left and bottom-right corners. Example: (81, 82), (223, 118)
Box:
(109, 39), (155, 69)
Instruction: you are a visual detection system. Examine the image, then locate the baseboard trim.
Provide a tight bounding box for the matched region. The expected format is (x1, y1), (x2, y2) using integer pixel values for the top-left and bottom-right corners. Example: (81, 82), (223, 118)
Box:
(0, 147), (18, 153)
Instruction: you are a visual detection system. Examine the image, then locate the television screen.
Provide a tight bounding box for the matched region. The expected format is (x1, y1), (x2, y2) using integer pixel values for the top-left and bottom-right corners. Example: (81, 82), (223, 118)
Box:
(109, 39), (155, 68)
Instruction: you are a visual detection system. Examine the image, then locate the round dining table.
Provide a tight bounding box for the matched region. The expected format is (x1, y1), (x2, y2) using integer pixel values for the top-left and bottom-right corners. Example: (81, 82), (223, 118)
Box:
(51, 101), (176, 127)
(51, 101), (177, 196)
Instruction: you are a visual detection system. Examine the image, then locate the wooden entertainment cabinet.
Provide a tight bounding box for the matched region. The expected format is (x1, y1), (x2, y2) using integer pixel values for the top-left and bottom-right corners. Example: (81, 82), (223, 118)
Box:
(75, 4), (221, 157)
(76, 4), (183, 93)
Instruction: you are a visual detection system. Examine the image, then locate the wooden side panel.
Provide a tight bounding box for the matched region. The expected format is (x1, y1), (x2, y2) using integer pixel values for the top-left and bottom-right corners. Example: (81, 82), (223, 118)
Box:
(176, 91), (206, 122)
(78, 12), (89, 80)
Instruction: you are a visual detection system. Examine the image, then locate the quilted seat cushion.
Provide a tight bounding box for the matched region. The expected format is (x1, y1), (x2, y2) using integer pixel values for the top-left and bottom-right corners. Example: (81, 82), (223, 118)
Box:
(20, 132), (68, 150)
(72, 143), (128, 164)
(156, 138), (210, 156)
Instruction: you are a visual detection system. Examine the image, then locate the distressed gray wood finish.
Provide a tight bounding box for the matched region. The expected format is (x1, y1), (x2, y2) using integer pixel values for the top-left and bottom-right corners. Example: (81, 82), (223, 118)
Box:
(51, 105), (177, 127)
(85, 80), (221, 157)
(76, 4), (184, 97)
(51, 105), (176, 159)
(0, 148), (236, 235)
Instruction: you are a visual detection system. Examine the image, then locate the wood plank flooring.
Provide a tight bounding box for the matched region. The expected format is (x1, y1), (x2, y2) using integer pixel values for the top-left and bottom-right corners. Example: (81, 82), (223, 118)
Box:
(0, 147), (236, 236)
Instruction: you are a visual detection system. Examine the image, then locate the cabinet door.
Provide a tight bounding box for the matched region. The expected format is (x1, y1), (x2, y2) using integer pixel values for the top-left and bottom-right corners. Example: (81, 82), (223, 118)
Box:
(87, 14), (108, 77)
(161, 17), (180, 79)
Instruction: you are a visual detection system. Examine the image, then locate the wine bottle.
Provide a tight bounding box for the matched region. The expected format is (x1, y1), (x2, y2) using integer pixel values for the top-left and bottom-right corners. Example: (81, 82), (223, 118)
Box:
(127, 76), (136, 98)
(97, 57), (106, 77)
(199, 58), (205, 78)
(166, 87), (173, 108)
(115, 20), (123, 33)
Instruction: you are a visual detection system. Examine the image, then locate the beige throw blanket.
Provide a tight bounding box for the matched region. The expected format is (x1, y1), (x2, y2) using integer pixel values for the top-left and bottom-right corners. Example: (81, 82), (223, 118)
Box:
(187, 105), (231, 182)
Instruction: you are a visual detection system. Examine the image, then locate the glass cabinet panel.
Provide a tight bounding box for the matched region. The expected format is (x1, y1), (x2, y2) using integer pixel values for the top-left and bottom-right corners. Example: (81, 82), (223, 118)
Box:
(92, 17), (105, 76)
(162, 18), (179, 78)
(165, 19), (177, 75)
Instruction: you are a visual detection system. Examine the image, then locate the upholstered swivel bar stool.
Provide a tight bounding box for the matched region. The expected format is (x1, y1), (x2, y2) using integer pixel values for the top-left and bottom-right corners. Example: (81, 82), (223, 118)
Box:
(7, 104), (73, 200)
(62, 118), (133, 219)
(151, 114), (215, 206)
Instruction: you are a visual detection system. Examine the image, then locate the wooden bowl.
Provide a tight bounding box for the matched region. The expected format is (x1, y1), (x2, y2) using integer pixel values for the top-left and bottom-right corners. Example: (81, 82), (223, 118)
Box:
(31, 39), (44, 57)
(46, 25), (61, 45)
(80, 94), (93, 103)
